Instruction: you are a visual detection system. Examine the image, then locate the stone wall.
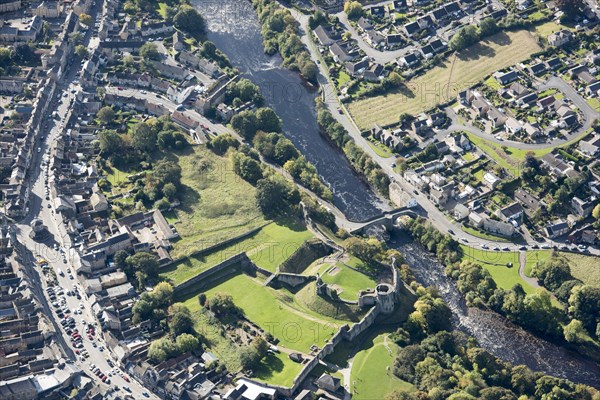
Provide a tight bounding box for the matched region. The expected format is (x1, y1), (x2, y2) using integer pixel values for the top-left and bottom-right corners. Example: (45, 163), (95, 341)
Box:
(273, 273), (315, 288)
(162, 224), (268, 270)
(172, 253), (251, 298)
(278, 239), (333, 274)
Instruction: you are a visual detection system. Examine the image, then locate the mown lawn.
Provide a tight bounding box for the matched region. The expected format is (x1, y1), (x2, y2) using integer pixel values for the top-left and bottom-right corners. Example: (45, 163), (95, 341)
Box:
(253, 351), (304, 387)
(587, 97), (600, 112)
(161, 221), (313, 285)
(460, 245), (537, 293)
(366, 139), (395, 158)
(169, 146), (268, 258)
(534, 21), (571, 37)
(304, 258), (377, 302)
(350, 333), (414, 399)
(183, 273), (342, 352)
(348, 30), (541, 129)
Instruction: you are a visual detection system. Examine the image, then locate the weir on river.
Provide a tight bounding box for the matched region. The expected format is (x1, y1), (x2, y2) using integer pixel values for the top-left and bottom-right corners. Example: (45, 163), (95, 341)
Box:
(191, 0), (600, 387)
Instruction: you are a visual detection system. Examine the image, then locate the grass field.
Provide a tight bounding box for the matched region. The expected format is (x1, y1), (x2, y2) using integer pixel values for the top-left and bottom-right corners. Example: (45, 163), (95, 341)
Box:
(169, 146), (268, 258)
(535, 21), (570, 37)
(350, 333), (414, 399)
(303, 257), (377, 302)
(252, 351), (304, 387)
(460, 245), (537, 293)
(348, 30), (541, 130)
(183, 273), (343, 352)
(161, 222), (313, 285)
(559, 252), (600, 287)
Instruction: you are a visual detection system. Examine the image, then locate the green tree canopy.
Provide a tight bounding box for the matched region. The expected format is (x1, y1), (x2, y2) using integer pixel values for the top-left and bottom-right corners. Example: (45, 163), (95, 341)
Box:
(173, 5), (205, 35)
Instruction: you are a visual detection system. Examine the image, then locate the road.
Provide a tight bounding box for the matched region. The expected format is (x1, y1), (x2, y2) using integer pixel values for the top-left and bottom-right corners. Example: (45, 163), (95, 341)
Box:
(11, 5), (159, 399)
(439, 76), (600, 149)
(291, 8), (600, 256)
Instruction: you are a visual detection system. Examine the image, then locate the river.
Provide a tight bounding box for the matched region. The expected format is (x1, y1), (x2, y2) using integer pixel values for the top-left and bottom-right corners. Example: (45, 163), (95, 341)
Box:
(390, 231), (600, 388)
(191, 0), (386, 222)
(191, 0), (600, 388)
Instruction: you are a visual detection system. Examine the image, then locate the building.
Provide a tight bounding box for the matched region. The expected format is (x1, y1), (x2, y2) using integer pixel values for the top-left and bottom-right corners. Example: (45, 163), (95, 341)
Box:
(515, 188), (543, 218)
(313, 25), (340, 46)
(497, 203), (524, 224)
(483, 218), (515, 237)
(453, 203), (470, 220)
(545, 219), (569, 238)
(483, 172), (501, 189)
(548, 29), (572, 47)
(494, 70), (519, 85)
(571, 196), (595, 218)
(35, 1), (60, 18)
(578, 134), (600, 157)
(0, 0), (21, 13)
(316, 374), (341, 392)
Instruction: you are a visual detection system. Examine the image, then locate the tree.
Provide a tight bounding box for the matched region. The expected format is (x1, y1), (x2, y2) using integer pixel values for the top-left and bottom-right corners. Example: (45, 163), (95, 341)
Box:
(198, 293), (207, 307)
(200, 41), (217, 58)
(98, 130), (125, 157)
(255, 176), (300, 216)
(209, 133), (239, 155)
(534, 258), (572, 291)
(173, 5), (205, 35)
(139, 43), (160, 61)
(232, 152), (263, 184)
(131, 122), (157, 154)
(449, 25), (479, 51)
(153, 158), (182, 187)
(207, 293), (237, 317)
(273, 138), (298, 165)
(97, 106), (116, 125)
(231, 110), (258, 139)
(148, 337), (179, 363)
(125, 252), (159, 285)
(256, 108), (282, 133)
(162, 182), (177, 201)
(79, 13), (93, 26)
(385, 72), (403, 88)
(478, 17), (498, 37)
(563, 319), (586, 343)
(176, 333), (200, 353)
(556, 0), (585, 18)
(592, 203), (600, 220)
(300, 60), (318, 83)
(344, 1), (363, 20)
(168, 303), (194, 335)
(74, 45), (88, 58)
(569, 285), (600, 333)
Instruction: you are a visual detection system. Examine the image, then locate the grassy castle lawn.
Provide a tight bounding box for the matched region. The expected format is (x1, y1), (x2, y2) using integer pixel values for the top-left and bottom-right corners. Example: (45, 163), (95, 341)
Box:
(303, 256), (377, 302)
(182, 273), (344, 352)
(348, 30), (541, 130)
(160, 221), (313, 285)
(350, 333), (414, 399)
(170, 146), (268, 259)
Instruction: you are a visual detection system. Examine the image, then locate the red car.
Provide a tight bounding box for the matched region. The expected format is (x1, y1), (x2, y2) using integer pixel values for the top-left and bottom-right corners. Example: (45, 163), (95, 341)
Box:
(122, 375), (130, 383)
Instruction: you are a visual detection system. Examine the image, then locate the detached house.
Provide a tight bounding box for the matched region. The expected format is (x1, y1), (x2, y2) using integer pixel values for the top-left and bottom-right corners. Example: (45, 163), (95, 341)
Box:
(548, 29), (572, 47)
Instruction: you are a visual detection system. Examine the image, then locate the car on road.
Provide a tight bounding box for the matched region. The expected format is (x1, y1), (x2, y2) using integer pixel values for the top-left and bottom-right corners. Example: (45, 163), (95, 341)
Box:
(493, 247), (500, 251)
(123, 386), (131, 392)
(447, 229), (454, 235)
(502, 247), (510, 251)
(143, 392), (150, 397)
(461, 238), (468, 243)
(519, 246), (527, 250)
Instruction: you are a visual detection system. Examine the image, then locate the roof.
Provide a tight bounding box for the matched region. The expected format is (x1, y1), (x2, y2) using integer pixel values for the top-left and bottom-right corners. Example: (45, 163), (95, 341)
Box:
(404, 21), (420, 34)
